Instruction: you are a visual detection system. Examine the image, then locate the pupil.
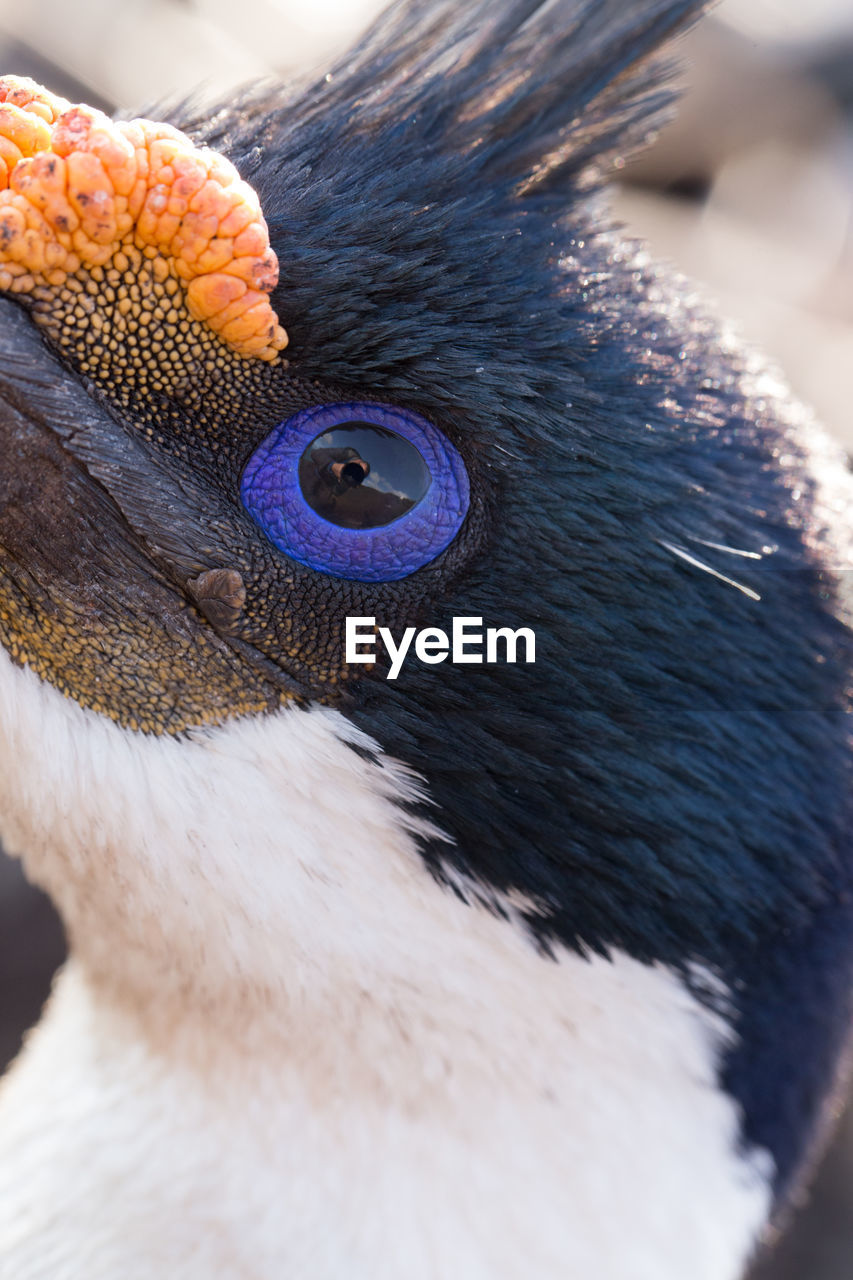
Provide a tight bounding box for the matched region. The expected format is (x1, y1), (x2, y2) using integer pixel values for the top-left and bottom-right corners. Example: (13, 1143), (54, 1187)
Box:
(299, 422), (432, 529)
(342, 460), (368, 486)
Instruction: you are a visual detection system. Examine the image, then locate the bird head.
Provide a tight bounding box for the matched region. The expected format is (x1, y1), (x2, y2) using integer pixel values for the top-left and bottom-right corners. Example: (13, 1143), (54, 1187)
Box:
(0, 0), (851, 1218)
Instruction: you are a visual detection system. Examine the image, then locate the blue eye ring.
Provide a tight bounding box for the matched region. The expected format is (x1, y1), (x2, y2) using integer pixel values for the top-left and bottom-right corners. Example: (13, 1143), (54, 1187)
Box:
(241, 402), (469, 582)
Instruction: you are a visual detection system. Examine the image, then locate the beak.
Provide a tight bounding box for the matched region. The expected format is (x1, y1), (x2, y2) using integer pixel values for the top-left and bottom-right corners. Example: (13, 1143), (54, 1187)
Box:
(0, 298), (285, 732)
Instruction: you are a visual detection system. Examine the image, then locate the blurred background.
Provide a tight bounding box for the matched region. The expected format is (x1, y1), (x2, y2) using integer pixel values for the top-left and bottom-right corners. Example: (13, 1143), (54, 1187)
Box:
(0, 0), (850, 1275)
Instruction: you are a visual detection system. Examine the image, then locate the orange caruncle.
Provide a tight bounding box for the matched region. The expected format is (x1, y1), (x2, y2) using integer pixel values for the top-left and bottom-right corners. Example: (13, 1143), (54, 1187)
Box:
(0, 76), (288, 361)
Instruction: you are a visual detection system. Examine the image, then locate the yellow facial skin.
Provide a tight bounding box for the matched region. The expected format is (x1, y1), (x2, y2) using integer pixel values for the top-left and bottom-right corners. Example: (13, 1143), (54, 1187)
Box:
(0, 76), (288, 362)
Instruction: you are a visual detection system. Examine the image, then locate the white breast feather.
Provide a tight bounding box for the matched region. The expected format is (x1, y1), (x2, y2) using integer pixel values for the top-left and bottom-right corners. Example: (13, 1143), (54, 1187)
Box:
(0, 651), (773, 1279)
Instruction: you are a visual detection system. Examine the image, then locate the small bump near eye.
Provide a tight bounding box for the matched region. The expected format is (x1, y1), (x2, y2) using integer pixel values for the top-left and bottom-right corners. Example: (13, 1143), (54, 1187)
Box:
(241, 403), (469, 582)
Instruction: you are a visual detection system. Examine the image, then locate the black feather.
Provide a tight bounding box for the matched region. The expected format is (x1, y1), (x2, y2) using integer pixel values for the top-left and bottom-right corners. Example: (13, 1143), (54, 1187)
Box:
(185, 0), (706, 188)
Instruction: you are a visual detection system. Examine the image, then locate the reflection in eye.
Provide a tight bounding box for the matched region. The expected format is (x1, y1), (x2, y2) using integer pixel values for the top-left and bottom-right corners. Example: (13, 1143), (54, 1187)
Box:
(298, 425), (432, 529)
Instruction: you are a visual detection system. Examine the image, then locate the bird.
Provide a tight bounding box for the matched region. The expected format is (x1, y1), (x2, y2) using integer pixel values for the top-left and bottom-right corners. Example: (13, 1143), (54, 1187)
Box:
(0, 0), (850, 1276)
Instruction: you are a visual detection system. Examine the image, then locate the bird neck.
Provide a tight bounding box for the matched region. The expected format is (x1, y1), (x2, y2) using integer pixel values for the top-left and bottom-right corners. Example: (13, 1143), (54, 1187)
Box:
(1, 645), (601, 1082)
(0, 649), (442, 1056)
(0, 652), (775, 1277)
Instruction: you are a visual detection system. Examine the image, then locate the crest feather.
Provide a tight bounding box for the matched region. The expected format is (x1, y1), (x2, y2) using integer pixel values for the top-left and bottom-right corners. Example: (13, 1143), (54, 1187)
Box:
(328, 0), (707, 184)
(181, 0), (707, 195)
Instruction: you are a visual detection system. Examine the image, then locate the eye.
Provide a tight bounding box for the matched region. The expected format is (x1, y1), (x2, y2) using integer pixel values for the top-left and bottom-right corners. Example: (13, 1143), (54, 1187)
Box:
(241, 403), (469, 582)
